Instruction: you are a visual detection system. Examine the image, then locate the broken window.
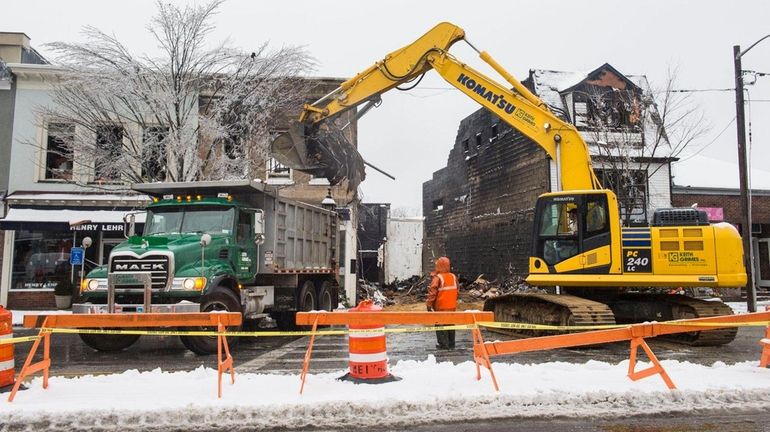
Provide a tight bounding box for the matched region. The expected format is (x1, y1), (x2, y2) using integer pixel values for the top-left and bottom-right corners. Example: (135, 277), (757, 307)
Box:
(432, 199), (444, 211)
(462, 139), (470, 156)
(94, 125), (124, 182)
(475, 133), (482, 148)
(266, 157), (292, 180)
(44, 122), (74, 181)
(142, 126), (168, 182)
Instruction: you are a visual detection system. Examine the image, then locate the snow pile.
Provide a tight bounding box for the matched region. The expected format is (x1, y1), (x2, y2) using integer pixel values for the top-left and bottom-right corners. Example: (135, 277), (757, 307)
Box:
(727, 301), (770, 315)
(10, 310), (72, 327)
(2, 358), (770, 430)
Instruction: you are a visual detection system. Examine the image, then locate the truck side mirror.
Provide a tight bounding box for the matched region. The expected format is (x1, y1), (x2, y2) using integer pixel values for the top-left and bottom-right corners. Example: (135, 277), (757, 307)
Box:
(254, 211), (264, 235)
(124, 214), (136, 239)
(254, 211), (265, 245)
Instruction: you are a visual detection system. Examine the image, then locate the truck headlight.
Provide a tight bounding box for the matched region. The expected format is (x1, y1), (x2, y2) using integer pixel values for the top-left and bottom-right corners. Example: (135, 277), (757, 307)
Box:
(81, 278), (106, 292)
(173, 277), (206, 291)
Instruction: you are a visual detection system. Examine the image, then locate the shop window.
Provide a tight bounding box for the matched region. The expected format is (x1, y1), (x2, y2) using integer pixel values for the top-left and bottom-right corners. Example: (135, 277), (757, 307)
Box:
(142, 126), (168, 181)
(44, 123), (74, 181)
(94, 126), (124, 182)
(10, 230), (74, 291)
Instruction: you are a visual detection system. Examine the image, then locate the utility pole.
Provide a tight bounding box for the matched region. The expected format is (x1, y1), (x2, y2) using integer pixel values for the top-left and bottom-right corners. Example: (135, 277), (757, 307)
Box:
(733, 44), (756, 312)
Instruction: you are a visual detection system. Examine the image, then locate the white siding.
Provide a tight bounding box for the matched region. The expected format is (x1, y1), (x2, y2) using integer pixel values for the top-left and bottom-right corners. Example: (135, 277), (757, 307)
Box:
(384, 217), (423, 283)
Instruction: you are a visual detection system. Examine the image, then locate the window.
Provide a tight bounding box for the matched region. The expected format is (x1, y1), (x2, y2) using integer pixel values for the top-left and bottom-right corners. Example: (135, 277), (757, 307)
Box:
(585, 197), (608, 234)
(432, 199), (444, 211)
(538, 201), (579, 265)
(596, 169), (648, 225)
(266, 157), (292, 180)
(475, 133), (482, 148)
(237, 211), (251, 243)
(11, 230), (74, 290)
(44, 123), (74, 181)
(462, 139), (470, 156)
(94, 126), (124, 182)
(142, 126), (168, 182)
(144, 205), (235, 235)
(491, 123), (499, 139)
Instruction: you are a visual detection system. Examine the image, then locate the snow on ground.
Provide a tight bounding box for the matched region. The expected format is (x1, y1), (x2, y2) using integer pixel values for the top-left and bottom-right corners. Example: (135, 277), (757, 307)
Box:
(3, 358), (770, 430)
(726, 300), (770, 315)
(9, 310), (71, 327)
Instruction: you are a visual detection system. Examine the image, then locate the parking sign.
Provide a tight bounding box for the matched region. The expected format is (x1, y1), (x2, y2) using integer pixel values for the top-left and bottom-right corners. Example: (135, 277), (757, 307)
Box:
(70, 247), (85, 265)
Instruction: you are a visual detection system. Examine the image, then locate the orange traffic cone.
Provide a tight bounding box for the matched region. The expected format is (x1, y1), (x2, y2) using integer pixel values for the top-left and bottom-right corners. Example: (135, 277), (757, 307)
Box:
(0, 306), (17, 392)
(339, 300), (399, 383)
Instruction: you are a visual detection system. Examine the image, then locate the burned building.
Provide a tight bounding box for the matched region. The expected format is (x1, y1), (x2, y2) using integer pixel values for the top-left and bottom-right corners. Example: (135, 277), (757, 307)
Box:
(423, 64), (674, 280)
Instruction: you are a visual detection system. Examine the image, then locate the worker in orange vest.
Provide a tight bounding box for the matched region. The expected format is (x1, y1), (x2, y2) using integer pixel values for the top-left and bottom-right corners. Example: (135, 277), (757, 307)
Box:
(426, 256), (458, 349)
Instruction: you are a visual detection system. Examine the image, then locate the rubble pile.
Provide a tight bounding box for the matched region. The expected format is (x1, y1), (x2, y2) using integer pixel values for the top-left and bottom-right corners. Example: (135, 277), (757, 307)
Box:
(354, 273), (547, 311)
(463, 274), (545, 300)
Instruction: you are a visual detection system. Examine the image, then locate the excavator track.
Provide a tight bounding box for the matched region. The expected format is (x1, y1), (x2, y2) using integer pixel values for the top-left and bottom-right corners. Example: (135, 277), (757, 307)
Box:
(483, 293), (616, 338)
(608, 294), (738, 346)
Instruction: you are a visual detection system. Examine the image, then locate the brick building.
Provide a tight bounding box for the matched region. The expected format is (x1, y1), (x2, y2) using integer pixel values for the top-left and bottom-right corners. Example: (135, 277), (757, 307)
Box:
(423, 64), (674, 280)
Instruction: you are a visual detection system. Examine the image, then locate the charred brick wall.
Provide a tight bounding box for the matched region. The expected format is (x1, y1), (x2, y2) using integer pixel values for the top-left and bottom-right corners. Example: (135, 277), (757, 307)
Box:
(423, 108), (550, 281)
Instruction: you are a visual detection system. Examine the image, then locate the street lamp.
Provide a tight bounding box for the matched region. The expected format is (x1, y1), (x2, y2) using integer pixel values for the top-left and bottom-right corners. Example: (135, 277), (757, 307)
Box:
(734, 34), (770, 313)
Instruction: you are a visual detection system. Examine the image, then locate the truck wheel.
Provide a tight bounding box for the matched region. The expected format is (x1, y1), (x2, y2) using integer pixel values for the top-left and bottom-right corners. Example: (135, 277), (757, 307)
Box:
(274, 281), (316, 331)
(317, 280), (337, 312)
(180, 288), (242, 355)
(298, 280), (317, 312)
(79, 333), (141, 352)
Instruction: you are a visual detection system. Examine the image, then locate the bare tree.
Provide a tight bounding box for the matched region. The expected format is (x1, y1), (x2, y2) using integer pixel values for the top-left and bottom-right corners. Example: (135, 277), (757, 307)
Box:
(35, 0), (316, 186)
(582, 68), (710, 225)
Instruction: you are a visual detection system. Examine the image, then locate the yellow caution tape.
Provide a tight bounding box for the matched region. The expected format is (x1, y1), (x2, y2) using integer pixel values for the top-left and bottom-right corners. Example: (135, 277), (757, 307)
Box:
(0, 335), (42, 345)
(38, 324), (478, 338)
(11, 318), (769, 340)
(476, 321), (629, 331)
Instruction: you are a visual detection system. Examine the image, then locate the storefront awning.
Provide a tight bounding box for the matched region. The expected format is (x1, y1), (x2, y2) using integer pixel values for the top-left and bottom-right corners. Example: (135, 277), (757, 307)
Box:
(0, 208), (146, 232)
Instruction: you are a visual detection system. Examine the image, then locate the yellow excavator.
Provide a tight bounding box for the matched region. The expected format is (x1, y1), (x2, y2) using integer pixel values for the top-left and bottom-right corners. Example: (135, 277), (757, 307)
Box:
(277, 22), (747, 345)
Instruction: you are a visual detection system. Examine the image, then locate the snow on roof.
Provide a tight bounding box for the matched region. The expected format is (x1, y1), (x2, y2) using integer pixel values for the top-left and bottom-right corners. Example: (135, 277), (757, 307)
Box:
(529, 69), (587, 112)
(6, 192), (149, 202)
(673, 154), (770, 190)
(1, 207), (146, 225)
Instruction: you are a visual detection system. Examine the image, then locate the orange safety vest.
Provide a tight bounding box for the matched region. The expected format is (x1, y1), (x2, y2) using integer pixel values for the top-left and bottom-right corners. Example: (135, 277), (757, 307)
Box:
(434, 273), (458, 311)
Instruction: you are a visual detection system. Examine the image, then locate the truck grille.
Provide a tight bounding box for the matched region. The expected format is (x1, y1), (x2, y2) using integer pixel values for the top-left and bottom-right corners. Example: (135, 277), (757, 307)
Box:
(109, 255), (171, 290)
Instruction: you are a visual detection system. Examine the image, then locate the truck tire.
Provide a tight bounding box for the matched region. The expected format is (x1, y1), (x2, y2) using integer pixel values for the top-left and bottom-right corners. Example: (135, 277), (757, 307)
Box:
(180, 288), (242, 355)
(317, 280), (337, 312)
(274, 281), (317, 331)
(79, 333), (141, 352)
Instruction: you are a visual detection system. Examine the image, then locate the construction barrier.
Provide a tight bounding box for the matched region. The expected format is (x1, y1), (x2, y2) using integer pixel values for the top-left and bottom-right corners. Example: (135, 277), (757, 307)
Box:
(0, 306), (14, 391)
(473, 310), (770, 391)
(296, 309), (496, 393)
(8, 312), (241, 403)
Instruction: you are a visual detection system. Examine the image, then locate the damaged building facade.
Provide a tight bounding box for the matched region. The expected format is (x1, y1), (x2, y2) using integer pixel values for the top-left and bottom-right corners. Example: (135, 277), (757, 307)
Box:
(0, 32), (359, 308)
(423, 64), (674, 280)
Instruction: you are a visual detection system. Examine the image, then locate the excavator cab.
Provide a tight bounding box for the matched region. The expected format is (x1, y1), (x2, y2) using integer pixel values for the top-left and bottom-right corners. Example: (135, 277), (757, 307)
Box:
(530, 190), (619, 275)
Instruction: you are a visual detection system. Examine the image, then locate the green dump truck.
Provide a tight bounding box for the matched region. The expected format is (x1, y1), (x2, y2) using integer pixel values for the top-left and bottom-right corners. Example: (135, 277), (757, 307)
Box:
(75, 180), (340, 354)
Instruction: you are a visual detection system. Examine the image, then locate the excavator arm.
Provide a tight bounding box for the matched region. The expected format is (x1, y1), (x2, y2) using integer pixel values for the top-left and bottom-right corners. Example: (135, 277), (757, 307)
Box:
(300, 22), (601, 191)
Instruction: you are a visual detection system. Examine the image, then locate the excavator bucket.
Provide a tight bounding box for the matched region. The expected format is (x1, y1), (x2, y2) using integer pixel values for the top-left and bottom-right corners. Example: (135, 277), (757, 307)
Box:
(270, 125), (366, 192)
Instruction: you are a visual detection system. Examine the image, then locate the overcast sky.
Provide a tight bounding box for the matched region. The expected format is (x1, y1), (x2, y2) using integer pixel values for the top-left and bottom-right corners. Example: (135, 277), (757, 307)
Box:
(3, 0), (770, 213)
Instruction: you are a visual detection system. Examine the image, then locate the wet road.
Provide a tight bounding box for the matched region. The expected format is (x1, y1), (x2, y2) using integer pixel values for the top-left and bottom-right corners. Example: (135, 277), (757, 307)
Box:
(11, 325), (767, 377)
